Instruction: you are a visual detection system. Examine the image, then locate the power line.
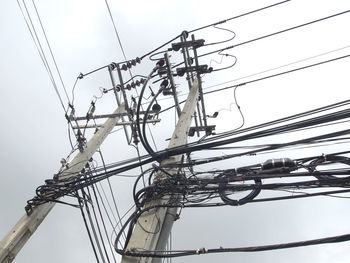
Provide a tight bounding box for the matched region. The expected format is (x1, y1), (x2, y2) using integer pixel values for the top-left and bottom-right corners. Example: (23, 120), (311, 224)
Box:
(103, 0), (158, 151)
(31, 0), (70, 104)
(17, 0), (66, 111)
(156, 43), (350, 113)
(203, 53), (350, 96)
(119, 232), (350, 258)
(104, 0), (128, 62)
(198, 9), (350, 59)
(159, 51), (350, 115)
(140, 0), (291, 60)
(204, 44), (350, 90)
(189, 0), (291, 33)
(98, 150), (127, 241)
(79, 0), (291, 75)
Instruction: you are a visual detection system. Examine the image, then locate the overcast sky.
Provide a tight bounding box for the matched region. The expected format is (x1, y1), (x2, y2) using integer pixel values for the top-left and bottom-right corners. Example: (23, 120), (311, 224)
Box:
(1, 0), (350, 263)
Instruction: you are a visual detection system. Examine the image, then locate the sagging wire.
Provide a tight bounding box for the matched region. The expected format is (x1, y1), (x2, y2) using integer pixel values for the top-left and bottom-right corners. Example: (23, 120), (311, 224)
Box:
(136, 61), (164, 156)
(141, 79), (168, 155)
(209, 50), (238, 73)
(204, 25), (236, 47)
(113, 161), (350, 258)
(233, 85), (245, 130)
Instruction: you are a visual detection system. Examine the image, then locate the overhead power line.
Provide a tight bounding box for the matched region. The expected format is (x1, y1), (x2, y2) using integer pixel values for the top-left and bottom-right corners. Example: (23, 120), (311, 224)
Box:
(199, 9), (350, 58)
(80, 0), (291, 75)
(118, 232), (350, 258)
(189, 0), (291, 33)
(203, 53), (350, 96)
(159, 51), (350, 115)
(104, 0), (128, 62)
(31, 0), (70, 104)
(205, 44), (350, 90)
(140, 0), (291, 60)
(17, 0), (66, 111)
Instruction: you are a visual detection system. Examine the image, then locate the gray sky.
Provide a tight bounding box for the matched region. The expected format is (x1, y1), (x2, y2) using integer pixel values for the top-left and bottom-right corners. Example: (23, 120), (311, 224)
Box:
(1, 0), (350, 262)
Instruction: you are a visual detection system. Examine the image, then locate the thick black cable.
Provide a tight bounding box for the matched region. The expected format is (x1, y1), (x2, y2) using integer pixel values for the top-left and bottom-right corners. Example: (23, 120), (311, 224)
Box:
(63, 111), (350, 189)
(113, 185), (350, 258)
(121, 232), (350, 258)
(136, 68), (158, 155)
(141, 86), (165, 155)
(50, 101), (350, 185)
(27, 99), (350, 212)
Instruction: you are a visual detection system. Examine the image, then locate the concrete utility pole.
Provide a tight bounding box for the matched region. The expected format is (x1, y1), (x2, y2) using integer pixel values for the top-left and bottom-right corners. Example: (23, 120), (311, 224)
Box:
(0, 104), (125, 263)
(121, 79), (200, 263)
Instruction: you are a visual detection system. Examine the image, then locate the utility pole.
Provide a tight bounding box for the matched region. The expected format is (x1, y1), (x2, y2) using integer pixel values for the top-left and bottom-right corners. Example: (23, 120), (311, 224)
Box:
(0, 104), (125, 263)
(121, 79), (200, 263)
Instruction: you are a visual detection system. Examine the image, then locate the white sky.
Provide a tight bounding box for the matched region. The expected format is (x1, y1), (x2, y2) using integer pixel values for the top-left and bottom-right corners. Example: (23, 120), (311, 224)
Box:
(1, 0), (350, 263)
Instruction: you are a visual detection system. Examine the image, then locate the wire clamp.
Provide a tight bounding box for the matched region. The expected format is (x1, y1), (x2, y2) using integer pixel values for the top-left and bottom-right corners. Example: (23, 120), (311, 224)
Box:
(196, 247), (208, 254)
